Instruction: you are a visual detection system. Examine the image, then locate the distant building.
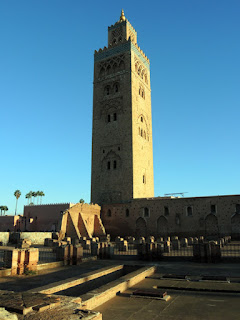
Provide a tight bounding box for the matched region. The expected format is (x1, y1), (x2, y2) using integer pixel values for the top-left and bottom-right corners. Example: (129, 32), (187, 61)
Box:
(0, 203), (105, 239)
(0, 215), (20, 232)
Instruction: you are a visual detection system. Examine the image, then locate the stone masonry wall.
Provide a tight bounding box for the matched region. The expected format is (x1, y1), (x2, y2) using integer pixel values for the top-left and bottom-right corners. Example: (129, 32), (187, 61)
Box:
(23, 203), (74, 232)
(0, 232), (10, 245)
(0, 216), (20, 232)
(101, 195), (240, 238)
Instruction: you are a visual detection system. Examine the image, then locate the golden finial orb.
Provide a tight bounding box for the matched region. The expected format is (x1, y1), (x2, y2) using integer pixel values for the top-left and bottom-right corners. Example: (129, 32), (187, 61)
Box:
(120, 9), (126, 22)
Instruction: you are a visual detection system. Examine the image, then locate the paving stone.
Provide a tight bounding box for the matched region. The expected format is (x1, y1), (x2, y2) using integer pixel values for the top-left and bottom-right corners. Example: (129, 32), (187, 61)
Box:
(0, 292), (62, 315)
(0, 308), (18, 320)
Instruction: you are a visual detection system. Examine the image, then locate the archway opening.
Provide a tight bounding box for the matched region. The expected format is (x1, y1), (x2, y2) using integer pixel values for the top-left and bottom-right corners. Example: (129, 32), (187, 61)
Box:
(136, 217), (147, 238)
(157, 216), (168, 237)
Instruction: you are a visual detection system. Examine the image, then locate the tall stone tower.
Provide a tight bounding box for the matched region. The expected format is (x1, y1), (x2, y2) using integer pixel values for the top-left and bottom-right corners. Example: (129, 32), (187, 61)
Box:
(91, 10), (154, 204)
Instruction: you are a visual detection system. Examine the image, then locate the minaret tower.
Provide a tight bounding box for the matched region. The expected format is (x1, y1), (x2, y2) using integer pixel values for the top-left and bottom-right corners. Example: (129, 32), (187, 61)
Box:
(91, 10), (154, 204)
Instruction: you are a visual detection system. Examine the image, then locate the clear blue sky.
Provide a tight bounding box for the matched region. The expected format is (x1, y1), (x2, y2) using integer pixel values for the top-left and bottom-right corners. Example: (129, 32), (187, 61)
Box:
(0, 0), (239, 215)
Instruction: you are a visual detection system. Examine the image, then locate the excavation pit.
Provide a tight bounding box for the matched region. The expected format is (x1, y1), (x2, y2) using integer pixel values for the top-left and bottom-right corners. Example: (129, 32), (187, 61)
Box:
(53, 265), (140, 297)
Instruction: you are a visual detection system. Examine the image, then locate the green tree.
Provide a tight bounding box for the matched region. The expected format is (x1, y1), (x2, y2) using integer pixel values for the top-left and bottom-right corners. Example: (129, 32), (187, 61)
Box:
(32, 192), (37, 204)
(39, 191), (45, 204)
(34, 191), (38, 204)
(79, 199), (85, 203)
(0, 206), (3, 216)
(36, 191), (40, 204)
(25, 192), (31, 205)
(14, 190), (21, 216)
(29, 191), (33, 204)
(3, 206), (8, 215)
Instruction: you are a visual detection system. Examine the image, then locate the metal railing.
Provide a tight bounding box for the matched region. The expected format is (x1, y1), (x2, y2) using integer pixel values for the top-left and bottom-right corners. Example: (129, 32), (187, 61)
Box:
(221, 241), (240, 261)
(38, 248), (58, 264)
(0, 250), (4, 268)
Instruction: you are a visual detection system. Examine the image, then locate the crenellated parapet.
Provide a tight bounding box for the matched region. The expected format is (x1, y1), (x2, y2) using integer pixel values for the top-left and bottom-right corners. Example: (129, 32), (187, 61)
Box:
(94, 38), (150, 68)
(132, 42), (150, 64)
(24, 202), (75, 207)
(108, 19), (137, 35)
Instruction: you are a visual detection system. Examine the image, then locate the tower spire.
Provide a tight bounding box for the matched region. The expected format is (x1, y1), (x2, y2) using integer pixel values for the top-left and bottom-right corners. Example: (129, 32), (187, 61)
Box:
(119, 9), (126, 22)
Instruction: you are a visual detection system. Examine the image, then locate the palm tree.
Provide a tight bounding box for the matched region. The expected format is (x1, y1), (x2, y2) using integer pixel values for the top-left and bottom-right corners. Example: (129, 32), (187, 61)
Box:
(25, 192), (31, 205)
(29, 191), (33, 204)
(36, 191), (43, 204)
(39, 191), (45, 204)
(32, 192), (37, 204)
(0, 206), (3, 216)
(31, 192), (35, 204)
(36, 191), (40, 204)
(34, 191), (38, 204)
(3, 206), (8, 215)
(14, 190), (21, 216)
(79, 199), (85, 203)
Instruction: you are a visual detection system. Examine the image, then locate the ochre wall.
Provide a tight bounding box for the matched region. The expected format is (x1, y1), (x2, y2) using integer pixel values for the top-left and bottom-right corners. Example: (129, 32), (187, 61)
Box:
(62, 203), (105, 239)
(91, 16), (154, 205)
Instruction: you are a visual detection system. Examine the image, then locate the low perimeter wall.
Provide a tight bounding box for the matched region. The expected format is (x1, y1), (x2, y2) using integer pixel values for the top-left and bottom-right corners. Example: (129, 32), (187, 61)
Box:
(0, 232), (10, 245)
(8, 232), (54, 245)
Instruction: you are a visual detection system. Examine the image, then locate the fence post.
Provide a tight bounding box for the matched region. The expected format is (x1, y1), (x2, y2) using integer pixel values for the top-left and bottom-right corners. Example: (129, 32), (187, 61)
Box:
(91, 242), (99, 257)
(25, 248), (39, 272)
(209, 241), (221, 263)
(172, 239), (180, 250)
(107, 243), (114, 259)
(73, 245), (83, 265)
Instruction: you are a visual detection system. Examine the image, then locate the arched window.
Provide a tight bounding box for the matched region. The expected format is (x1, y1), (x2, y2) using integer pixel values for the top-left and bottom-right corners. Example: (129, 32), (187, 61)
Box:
(115, 83), (119, 92)
(141, 129), (143, 137)
(113, 113), (117, 121)
(105, 86), (110, 95)
(113, 38), (116, 44)
(144, 207), (149, 217)
(126, 209), (129, 217)
(107, 114), (111, 122)
(113, 63), (117, 73)
(138, 68), (141, 76)
(119, 60), (125, 70)
(106, 65), (111, 75)
(100, 67), (105, 77)
(139, 88), (141, 95)
(107, 209), (112, 217)
(113, 160), (117, 169)
(141, 116), (143, 122)
(211, 205), (216, 213)
(107, 161), (111, 170)
(164, 206), (169, 216)
(118, 37), (122, 42)
(187, 206), (193, 216)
